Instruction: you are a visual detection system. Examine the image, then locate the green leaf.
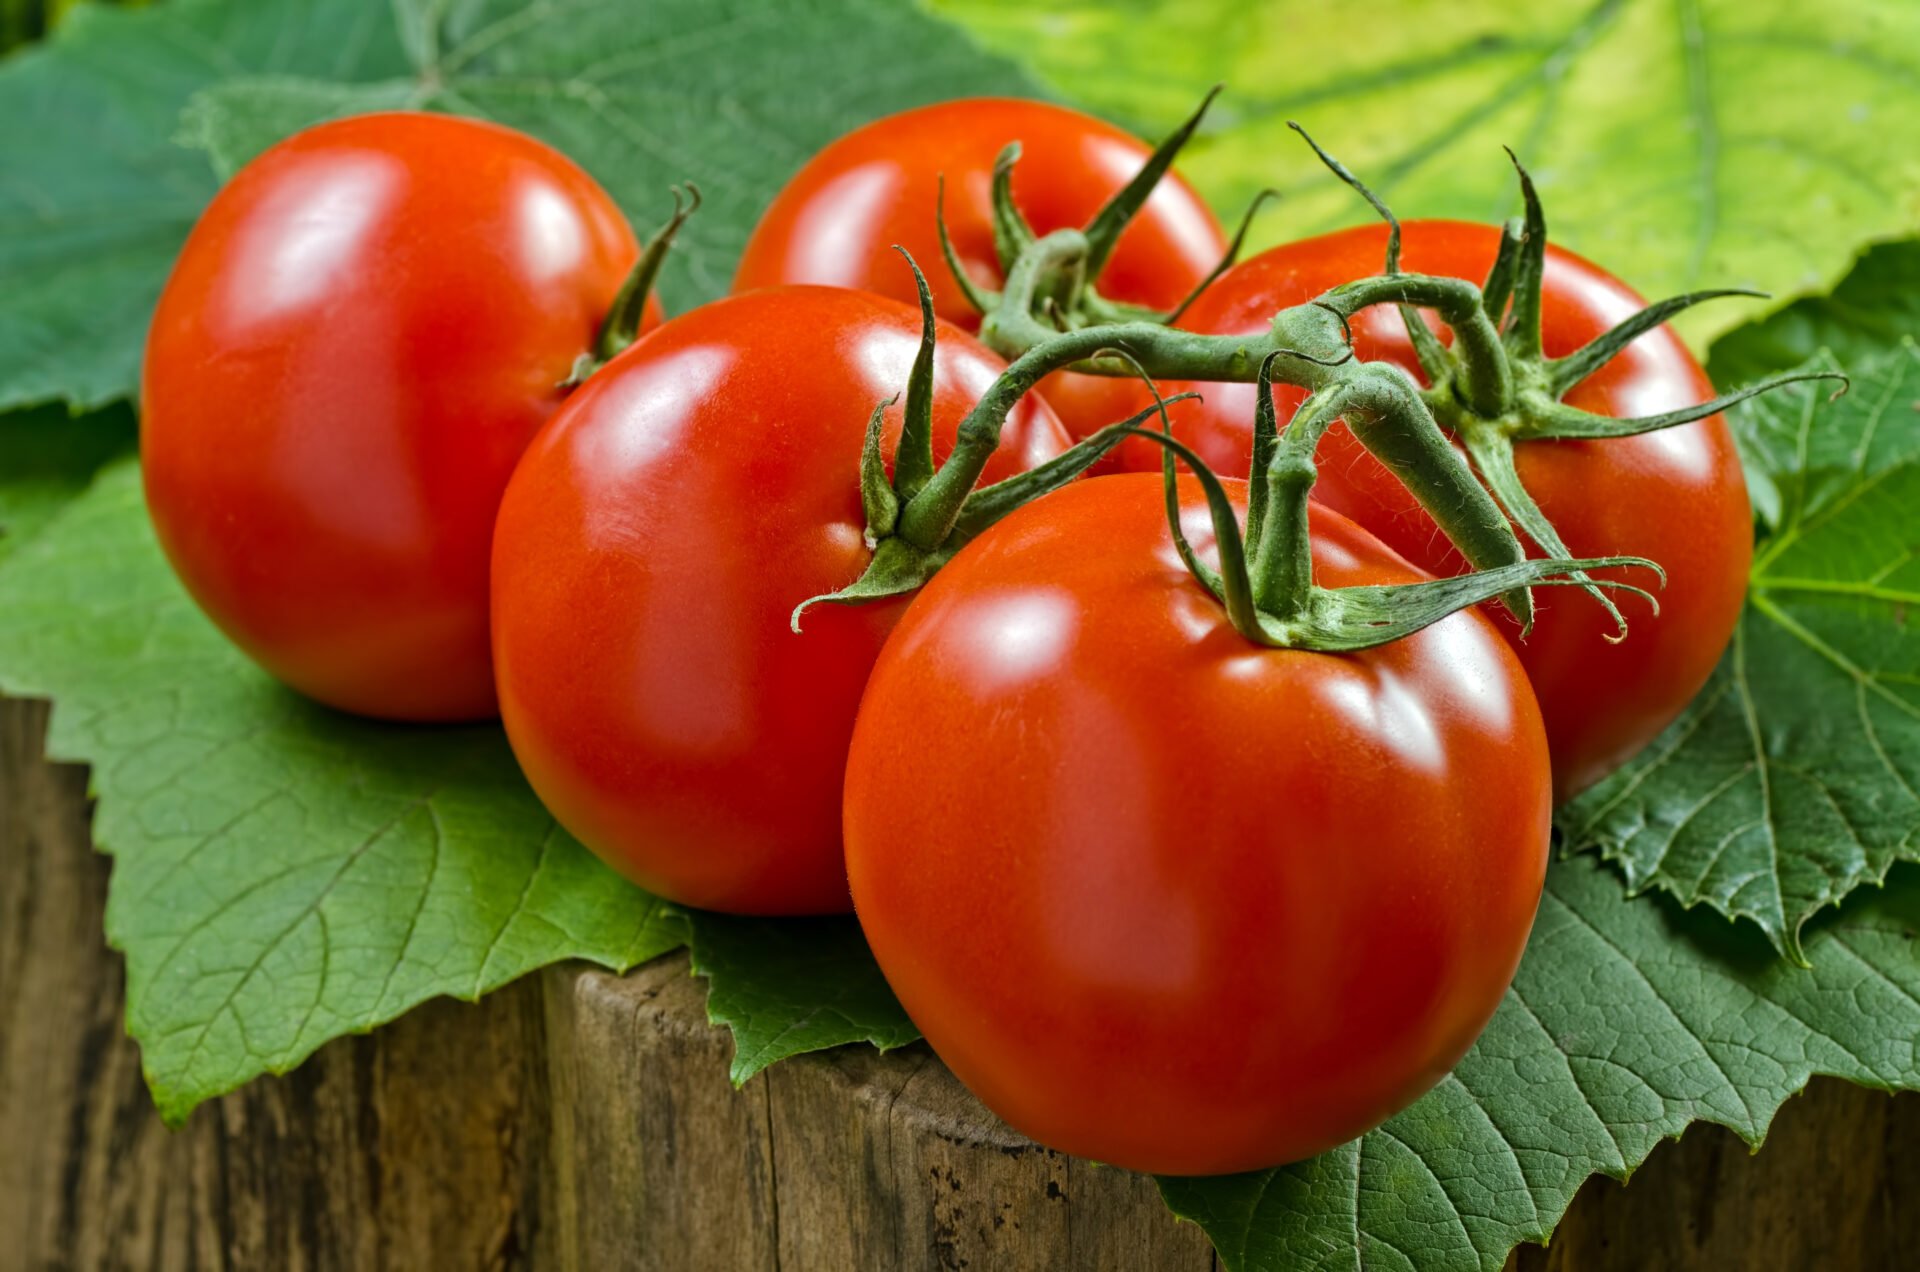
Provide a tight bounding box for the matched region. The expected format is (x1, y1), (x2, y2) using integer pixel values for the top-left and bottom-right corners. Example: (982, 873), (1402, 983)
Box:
(1561, 339), (1920, 960)
(937, 0), (1920, 349)
(1161, 852), (1920, 1272)
(1709, 238), (1920, 387)
(686, 911), (921, 1085)
(176, 75), (424, 178)
(0, 459), (686, 1124)
(0, 402), (134, 566)
(0, 0), (413, 412)
(0, 0), (1040, 413)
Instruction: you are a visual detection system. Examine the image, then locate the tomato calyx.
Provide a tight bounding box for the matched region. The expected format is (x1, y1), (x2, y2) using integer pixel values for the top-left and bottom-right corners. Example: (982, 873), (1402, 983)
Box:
(938, 86), (1274, 335)
(789, 251), (1167, 629)
(563, 182), (701, 388)
(1354, 152), (1848, 639)
(1126, 358), (1657, 653)
(971, 233), (1577, 629)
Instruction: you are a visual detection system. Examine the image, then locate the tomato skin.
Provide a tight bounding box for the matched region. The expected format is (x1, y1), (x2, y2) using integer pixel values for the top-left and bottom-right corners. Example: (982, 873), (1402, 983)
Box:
(845, 475), (1550, 1174)
(732, 98), (1227, 444)
(142, 112), (652, 721)
(492, 286), (1068, 915)
(1121, 222), (1752, 799)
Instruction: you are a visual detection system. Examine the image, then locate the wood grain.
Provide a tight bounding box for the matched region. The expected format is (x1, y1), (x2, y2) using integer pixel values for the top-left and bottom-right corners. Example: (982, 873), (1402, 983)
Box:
(3, 693), (1916, 1270)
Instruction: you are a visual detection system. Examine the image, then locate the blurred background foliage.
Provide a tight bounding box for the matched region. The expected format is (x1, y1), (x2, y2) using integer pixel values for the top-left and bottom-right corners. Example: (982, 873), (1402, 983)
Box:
(0, 0), (144, 51)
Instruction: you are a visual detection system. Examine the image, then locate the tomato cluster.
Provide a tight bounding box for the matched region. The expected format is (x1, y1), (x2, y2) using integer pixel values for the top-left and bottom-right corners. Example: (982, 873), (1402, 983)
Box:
(142, 99), (1750, 1175)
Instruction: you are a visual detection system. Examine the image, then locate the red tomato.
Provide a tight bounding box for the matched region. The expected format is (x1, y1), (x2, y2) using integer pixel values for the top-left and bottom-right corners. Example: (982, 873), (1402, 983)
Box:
(1122, 222), (1751, 799)
(732, 98), (1227, 442)
(845, 474), (1550, 1174)
(143, 112), (654, 721)
(492, 286), (1069, 915)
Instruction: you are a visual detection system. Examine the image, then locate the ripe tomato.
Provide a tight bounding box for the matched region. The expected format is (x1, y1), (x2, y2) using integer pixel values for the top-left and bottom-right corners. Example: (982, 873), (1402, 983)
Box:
(492, 286), (1069, 915)
(143, 112), (653, 721)
(732, 98), (1227, 442)
(1121, 222), (1751, 799)
(845, 474), (1550, 1175)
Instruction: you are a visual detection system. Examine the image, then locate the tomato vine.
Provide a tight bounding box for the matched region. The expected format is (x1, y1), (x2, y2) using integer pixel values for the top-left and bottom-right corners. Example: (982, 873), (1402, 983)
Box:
(800, 94), (1844, 658)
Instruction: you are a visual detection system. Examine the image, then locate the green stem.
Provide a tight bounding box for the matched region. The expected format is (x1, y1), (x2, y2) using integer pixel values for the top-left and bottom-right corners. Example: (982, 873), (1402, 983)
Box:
(1337, 364), (1532, 621)
(1319, 273), (1510, 416)
(1249, 382), (1346, 620)
(971, 254), (1534, 615)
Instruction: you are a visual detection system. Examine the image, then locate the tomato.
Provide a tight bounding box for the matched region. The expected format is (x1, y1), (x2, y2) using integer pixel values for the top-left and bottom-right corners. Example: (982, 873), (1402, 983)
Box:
(732, 98), (1227, 443)
(492, 286), (1069, 915)
(844, 474), (1549, 1175)
(1119, 222), (1751, 799)
(143, 112), (654, 721)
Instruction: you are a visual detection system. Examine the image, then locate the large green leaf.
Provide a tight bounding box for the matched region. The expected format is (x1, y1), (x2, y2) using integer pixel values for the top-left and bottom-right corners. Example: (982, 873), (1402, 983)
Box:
(1709, 238), (1920, 388)
(0, 0), (1041, 413)
(685, 912), (920, 1085)
(938, 0), (1920, 349)
(0, 458), (688, 1124)
(1161, 853), (1920, 1272)
(1561, 339), (1920, 960)
(0, 0), (411, 412)
(0, 402), (133, 565)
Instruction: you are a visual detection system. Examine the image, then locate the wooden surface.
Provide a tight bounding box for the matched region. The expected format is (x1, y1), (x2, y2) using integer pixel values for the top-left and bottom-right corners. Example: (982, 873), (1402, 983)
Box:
(5, 691), (1919, 1271)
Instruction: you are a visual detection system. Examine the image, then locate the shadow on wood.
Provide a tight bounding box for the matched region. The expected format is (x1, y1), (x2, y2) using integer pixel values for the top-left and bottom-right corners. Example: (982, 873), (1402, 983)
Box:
(4, 695), (1917, 1270)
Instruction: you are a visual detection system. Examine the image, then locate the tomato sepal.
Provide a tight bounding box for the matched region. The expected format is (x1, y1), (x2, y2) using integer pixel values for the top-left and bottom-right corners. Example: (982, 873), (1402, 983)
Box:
(563, 182), (700, 388)
(944, 88), (1262, 337)
(791, 401), (1182, 632)
(1545, 287), (1765, 395)
(1515, 368), (1848, 441)
(1078, 85), (1220, 282)
(796, 248), (1204, 632)
(988, 142), (1040, 279)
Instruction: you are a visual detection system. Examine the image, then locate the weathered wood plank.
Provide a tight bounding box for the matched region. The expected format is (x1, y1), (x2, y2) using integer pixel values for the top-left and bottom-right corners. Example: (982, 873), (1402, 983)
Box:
(1, 697), (552, 1271)
(1508, 1077), (1920, 1271)
(4, 693), (1918, 1270)
(541, 959), (778, 1271)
